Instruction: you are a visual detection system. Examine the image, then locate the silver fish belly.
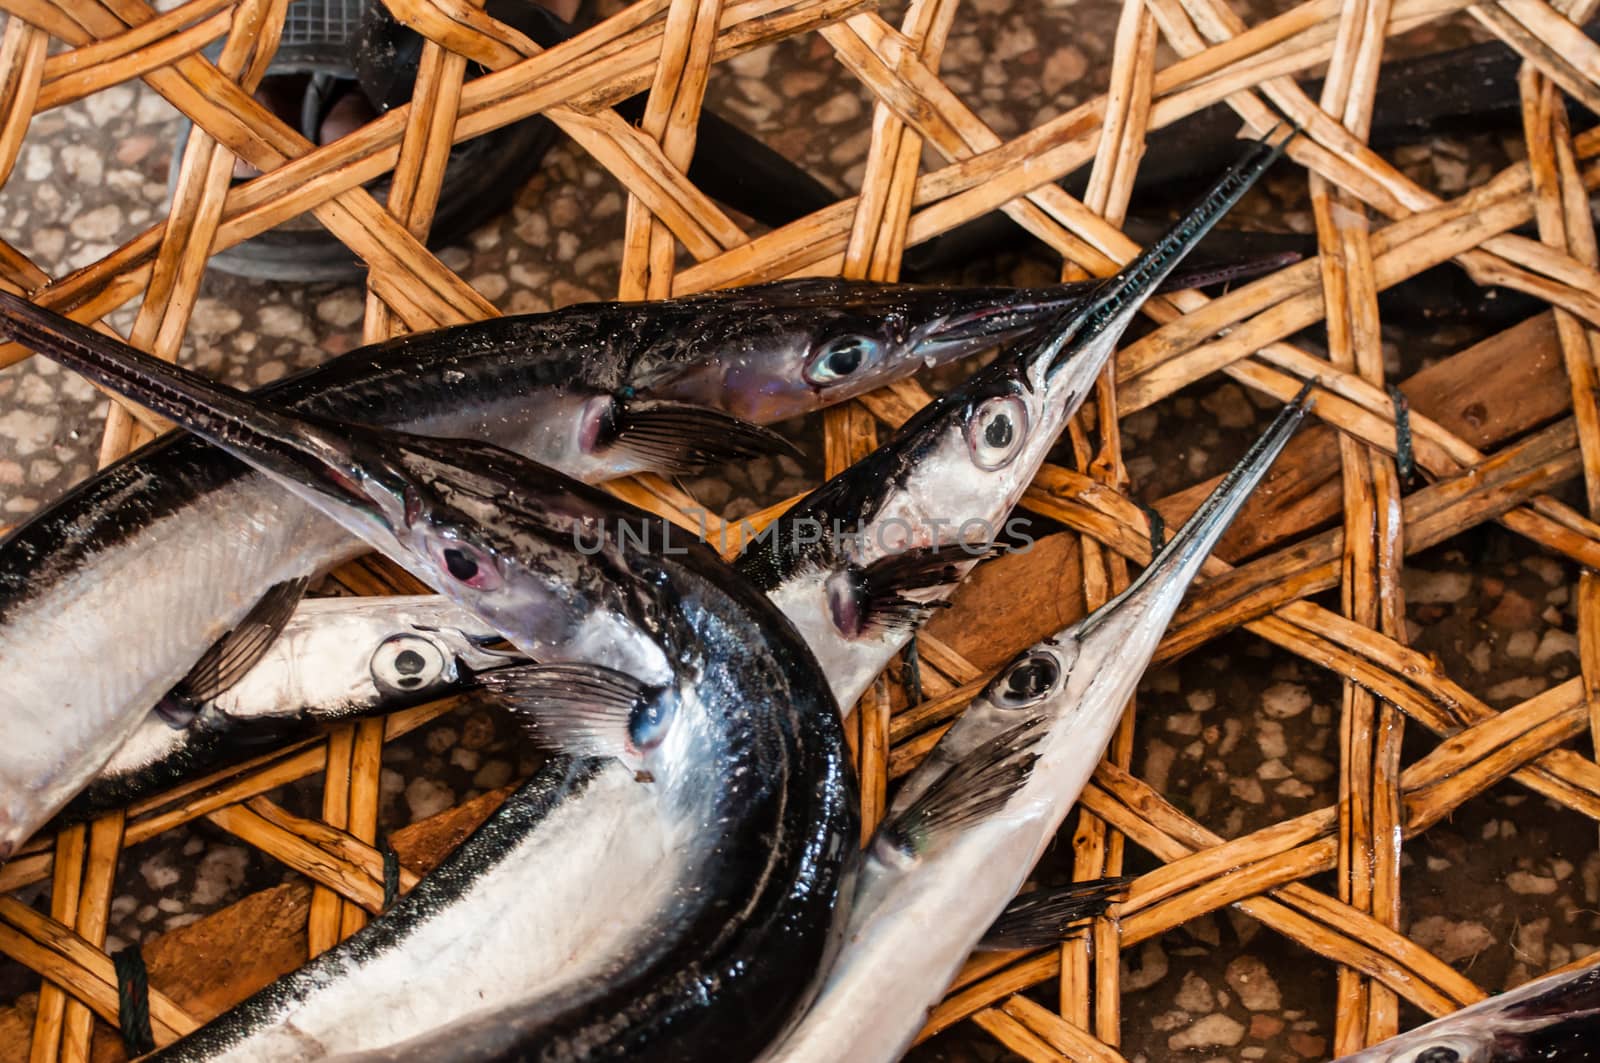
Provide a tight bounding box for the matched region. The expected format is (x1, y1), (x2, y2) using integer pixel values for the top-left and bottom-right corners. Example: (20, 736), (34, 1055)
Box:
(763, 386), (1308, 1063)
(152, 759), (692, 1060)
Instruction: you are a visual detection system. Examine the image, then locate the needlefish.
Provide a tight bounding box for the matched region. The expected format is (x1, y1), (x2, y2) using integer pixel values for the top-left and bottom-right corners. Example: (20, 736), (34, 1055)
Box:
(738, 130), (1293, 710)
(152, 131), (1297, 1063)
(48, 132), (1290, 819)
(62, 592), (523, 820)
(0, 293), (856, 1061)
(763, 386), (1310, 1063)
(1332, 963), (1600, 1062)
(3, 134), (1285, 1056)
(0, 276), (1145, 859)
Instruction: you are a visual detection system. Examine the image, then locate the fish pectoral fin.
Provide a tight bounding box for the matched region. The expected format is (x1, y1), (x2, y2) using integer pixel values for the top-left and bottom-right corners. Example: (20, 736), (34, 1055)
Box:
(830, 543), (996, 638)
(477, 662), (652, 760)
(601, 398), (801, 473)
(976, 877), (1133, 951)
(172, 576), (311, 705)
(878, 715), (1045, 858)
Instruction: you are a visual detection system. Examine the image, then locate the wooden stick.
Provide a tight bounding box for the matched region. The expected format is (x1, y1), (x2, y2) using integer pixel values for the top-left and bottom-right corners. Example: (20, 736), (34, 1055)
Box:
(58, 813), (123, 1061)
(1058, 0), (1152, 1041)
(27, 825), (83, 1063)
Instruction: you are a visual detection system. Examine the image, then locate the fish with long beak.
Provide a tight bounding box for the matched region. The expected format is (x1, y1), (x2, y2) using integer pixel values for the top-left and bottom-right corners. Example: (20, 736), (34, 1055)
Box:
(29, 133), (1287, 825)
(763, 389), (1310, 1062)
(738, 129), (1293, 710)
(1332, 963), (1600, 1062)
(130, 134), (1297, 1062)
(0, 271), (1243, 860)
(62, 592), (523, 819)
(0, 293), (856, 1060)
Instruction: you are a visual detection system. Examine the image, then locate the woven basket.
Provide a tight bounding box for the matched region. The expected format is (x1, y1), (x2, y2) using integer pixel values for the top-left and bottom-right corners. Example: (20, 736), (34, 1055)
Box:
(3, 0), (1600, 1058)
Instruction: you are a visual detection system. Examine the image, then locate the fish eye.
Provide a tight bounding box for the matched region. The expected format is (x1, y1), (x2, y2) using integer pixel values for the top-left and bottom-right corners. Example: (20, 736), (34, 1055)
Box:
(965, 395), (1029, 470)
(994, 647), (1073, 709)
(428, 536), (501, 591)
(371, 635), (449, 695)
(1397, 1039), (1482, 1063)
(629, 695), (677, 752)
(804, 335), (882, 386)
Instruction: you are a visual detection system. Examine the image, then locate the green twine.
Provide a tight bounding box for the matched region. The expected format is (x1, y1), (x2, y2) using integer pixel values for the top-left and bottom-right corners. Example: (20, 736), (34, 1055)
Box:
(112, 943), (154, 1056)
(1138, 500), (1166, 559)
(1389, 384), (1415, 483)
(382, 840), (400, 910)
(903, 635), (924, 707)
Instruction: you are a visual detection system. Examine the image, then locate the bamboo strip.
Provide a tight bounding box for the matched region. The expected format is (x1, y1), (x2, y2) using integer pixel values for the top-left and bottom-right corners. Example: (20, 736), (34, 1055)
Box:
(206, 803), (389, 915)
(27, 825), (83, 1063)
(308, 725), (356, 957)
(106, 0), (283, 465)
(999, 996), (1130, 1063)
(5, 0), (1600, 1054)
(1518, 58), (1600, 846)
(1470, 0), (1600, 115)
(0, 17), (45, 191)
(58, 814), (122, 1060)
(0, 898), (196, 1043)
(1308, 0), (1403, 1046)
(364, 19), (471, 340)
(36, 8), (230, 111)
(1056, 0), (1152, 1040)
(969, 1007), (1068, 1062)
(0, 699), (462, 895)
(616, 0), (724, 300)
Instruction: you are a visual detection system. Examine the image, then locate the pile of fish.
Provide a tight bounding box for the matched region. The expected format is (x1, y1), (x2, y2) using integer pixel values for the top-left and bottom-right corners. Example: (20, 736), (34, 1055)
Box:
(0, 127), (1583, 1062)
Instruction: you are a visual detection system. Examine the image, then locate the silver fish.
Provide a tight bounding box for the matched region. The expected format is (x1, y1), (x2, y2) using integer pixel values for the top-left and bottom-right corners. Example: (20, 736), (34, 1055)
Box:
(0, 278), (1073, 859)
(0, 294), (856, 1060)
(764, 390), (1309, 1063)
(1333, 963), (1600, 1062)
(53, 135), (1288, 818)
(739, 131), (1293, 710)
(64, 594), (520, 818)
(121, 134), (1297, 1062)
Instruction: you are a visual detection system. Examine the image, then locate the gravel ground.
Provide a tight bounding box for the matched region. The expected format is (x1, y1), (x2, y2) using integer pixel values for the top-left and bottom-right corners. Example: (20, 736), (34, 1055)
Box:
(3, 1), (1597, 1059)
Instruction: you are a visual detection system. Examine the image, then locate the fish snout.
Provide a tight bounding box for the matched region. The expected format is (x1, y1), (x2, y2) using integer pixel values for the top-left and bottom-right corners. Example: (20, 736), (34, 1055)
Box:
(915, 290), (1080, 366)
